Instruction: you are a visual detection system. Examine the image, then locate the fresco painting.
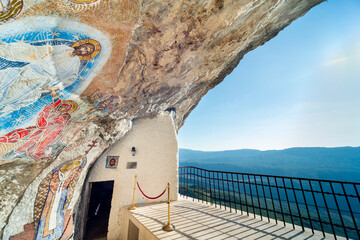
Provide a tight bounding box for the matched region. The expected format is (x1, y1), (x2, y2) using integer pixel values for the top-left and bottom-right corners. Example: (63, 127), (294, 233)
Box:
(68, 0), (99, 4)
(0, 0), (23, 23)
(71, 89), (120, 124)
(55, 0), (102, 13)
(0, 89), (78, 161)
(64, 90), (120, 143)
(8, 156), (87, 240)
(0, 89), (119, 160)
(33, 156), (86, 240)
(0, 0), (140, 237)
(0, 16), (111, 160)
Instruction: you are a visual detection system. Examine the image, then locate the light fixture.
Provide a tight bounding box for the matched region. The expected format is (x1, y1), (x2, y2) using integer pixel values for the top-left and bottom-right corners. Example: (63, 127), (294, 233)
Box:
(131, 147), (136, 156)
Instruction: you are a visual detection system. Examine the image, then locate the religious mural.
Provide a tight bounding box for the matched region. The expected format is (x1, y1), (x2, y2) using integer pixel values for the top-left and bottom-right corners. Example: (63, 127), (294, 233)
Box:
(68, 0), (99, 4)
(34, 156), (86, 239)
(0, 0), (140, 238)
(9, 155), (87, 240)
(0, 16), (111, 160)
(0, 88), (77, 161)
(0, 0), (106, 24)
(64, 90), (120, 144)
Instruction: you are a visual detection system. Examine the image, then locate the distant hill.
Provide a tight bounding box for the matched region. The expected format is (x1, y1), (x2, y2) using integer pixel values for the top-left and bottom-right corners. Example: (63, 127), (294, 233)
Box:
(179, 147), (360, 182)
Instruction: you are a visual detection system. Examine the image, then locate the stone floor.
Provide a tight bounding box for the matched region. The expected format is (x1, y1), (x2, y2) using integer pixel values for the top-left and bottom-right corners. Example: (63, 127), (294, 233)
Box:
(130, 196), (343, 240)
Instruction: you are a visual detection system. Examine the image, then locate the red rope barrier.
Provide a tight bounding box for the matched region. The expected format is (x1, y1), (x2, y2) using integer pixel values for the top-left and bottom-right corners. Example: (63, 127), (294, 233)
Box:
(137, 182), (167, 199)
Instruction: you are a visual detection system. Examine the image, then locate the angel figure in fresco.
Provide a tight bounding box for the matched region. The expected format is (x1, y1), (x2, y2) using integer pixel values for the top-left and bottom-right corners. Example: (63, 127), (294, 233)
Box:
(0, 87), (78, 161)
(63, 93), (119, 143)
(0, 0), (11, 13)
(34, 155), (87, 240)
(82, 95), (119, 120)
(0, 38), (101, 117)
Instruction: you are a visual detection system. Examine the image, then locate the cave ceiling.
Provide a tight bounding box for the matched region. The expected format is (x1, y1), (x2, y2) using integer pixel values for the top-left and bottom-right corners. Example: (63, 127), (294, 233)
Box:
(0, 0), (325, 238)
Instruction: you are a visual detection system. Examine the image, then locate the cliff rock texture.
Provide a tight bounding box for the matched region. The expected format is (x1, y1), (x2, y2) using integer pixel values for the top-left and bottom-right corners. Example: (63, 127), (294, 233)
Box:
(0, 0), (324, 239)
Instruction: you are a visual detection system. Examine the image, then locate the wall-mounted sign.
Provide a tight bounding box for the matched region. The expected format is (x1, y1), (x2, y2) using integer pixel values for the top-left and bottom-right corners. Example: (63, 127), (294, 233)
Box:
(126, 162), (137, 169)
(106, 156), (119, 169)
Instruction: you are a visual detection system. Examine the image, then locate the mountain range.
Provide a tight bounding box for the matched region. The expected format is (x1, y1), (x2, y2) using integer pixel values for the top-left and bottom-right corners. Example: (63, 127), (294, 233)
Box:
(179, 147), (360, 182)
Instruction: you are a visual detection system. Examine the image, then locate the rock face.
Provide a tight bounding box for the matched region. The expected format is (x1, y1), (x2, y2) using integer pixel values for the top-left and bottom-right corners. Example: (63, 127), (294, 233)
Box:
(0, 0), (324, 239)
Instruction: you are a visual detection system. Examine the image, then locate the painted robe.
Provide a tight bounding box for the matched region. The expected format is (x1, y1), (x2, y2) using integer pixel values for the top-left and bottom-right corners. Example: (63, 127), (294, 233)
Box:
(34, 156), (86, 240)
(0, 42), (80, 116)
(0, 98), (73, 160)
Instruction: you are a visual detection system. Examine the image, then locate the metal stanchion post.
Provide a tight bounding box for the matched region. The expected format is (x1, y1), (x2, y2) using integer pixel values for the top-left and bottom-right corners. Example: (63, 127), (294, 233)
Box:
(162, 182), (174, 231)
(128, 175), (137, 210)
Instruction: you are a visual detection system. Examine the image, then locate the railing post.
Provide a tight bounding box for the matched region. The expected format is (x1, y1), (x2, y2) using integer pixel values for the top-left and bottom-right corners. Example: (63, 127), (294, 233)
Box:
(289, 179), (304, 231)
(226, 173), (232, 212)
(329, 182), (348, 239)
(282, 178), (295, 229)
(247, 175), (255, 218)
(128, 175), (137, 210)
(236, 174), (243, 215)
(299, 179), (314, 233)
(242, 174), (249, 216)
(274, 177), (286, 226)
(208, 171), (213, 205)
(253, 175), (262, 221)
(231, 173), (237, 213)
(260, 176), (270, 222)
(162, 182), (174, 232)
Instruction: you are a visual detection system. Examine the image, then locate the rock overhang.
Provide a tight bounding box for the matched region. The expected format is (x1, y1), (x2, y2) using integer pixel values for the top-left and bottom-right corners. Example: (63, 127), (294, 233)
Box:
(0, 0), (325, 238)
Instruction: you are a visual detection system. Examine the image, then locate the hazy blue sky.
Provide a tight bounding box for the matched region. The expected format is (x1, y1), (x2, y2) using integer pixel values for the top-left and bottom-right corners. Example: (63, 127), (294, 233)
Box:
(178, 0), (360, 151)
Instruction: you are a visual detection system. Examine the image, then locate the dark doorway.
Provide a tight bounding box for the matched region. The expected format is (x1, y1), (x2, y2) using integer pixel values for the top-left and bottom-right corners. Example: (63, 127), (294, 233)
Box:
(84, 181), (114, 240)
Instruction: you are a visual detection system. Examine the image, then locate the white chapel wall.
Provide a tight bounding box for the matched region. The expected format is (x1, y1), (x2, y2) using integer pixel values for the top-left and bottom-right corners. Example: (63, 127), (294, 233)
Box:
(85, 112), (178, 239)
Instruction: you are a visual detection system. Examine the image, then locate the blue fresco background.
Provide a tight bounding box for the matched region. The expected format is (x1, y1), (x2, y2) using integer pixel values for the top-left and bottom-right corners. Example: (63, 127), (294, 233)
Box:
(0, 29), (102, 134)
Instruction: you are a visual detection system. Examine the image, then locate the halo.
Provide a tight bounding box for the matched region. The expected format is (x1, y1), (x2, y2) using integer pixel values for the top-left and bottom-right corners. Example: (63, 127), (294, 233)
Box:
(60, 160), (81, 173)
(61, 100), (78, 114)
(71, 38), (101, 61)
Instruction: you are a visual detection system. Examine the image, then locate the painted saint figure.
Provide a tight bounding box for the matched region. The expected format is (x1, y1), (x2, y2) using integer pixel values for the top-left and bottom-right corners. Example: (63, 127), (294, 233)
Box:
(0, 88), (77, 160)
(63, 92), (119, 144)
(0, 38), (101, 117)
(34, 156), (87, 240)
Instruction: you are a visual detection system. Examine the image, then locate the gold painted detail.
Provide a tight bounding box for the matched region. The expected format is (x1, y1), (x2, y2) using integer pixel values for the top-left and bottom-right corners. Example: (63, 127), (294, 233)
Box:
(128, 174), (137, 210)
(71, 38), (101, 61)
(61, 100), (78, 114)
(68, 0), (99, 4)
(0, 0), (23, 23)
(60, 160), (81, 173)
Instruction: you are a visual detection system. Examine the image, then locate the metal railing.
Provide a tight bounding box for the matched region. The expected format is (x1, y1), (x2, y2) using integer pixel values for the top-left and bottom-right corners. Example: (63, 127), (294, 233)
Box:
(179, 166), (360, 239)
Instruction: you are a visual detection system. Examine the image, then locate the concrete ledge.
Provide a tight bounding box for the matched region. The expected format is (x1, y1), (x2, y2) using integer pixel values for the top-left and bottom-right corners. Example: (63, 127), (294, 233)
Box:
(120, 207), (159, 240)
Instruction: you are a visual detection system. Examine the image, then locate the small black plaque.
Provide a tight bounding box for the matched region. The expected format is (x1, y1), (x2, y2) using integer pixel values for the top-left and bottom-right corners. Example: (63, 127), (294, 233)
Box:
(127, 162), (137, 169)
